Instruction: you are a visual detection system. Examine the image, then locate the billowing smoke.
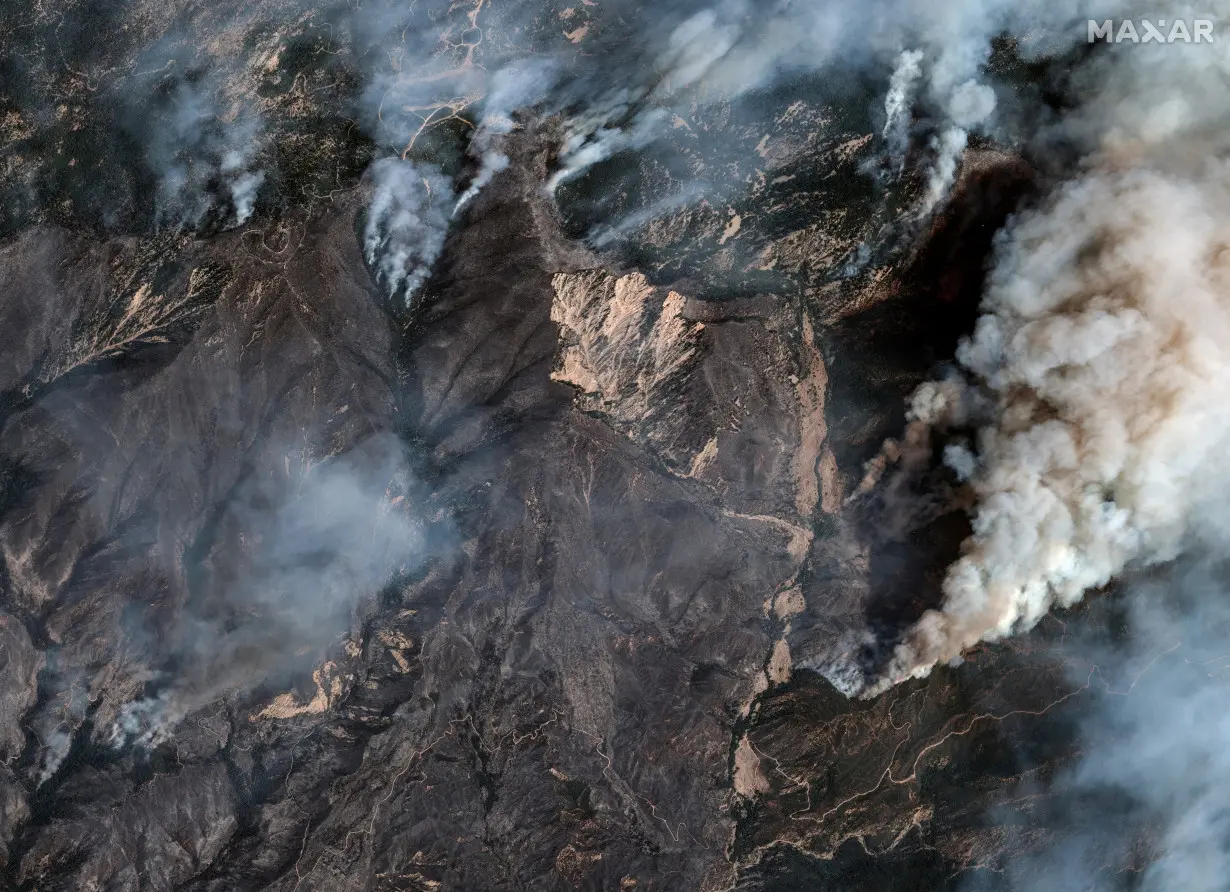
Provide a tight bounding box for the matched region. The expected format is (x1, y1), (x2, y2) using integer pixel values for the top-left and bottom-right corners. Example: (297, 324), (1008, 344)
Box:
(363, 158), (453, 306)
(538, 0), (1125, 214)
(866, 21), (1230, 694)
(915, 78), (997, 218)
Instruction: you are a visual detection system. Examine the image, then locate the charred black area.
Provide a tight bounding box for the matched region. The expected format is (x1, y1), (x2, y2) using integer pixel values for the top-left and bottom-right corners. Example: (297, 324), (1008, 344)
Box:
(825, 152), (1036, 475)
(735, 840), (959, 892)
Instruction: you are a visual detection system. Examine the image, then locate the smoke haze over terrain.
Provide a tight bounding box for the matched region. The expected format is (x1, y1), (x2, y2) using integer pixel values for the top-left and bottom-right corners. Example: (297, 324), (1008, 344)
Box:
(110, 432), (426, 748)
(6, 0), (1230, 886)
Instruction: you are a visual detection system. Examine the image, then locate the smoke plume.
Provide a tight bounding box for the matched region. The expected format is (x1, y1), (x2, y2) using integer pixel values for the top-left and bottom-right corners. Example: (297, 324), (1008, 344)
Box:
(454, 58), (560, 216)
(349, 0), (1126, 250)
(867, 23), (1230, 694)
(883, 49), (925, 173)
(150, 80), (265, 232)
(363, 158), (453, 306)
(537, 0), (1125, 216)
(110, 432), (425, 748)
(915, 79), (998, 218)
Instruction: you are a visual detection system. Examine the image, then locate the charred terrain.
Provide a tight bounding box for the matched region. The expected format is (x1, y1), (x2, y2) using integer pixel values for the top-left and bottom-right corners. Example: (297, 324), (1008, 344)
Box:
(0, 0), (1216, 890)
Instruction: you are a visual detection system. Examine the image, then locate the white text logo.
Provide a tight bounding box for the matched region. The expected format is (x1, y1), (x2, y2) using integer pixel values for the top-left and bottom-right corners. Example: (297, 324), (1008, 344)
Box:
(1087, 19), (1216, 43)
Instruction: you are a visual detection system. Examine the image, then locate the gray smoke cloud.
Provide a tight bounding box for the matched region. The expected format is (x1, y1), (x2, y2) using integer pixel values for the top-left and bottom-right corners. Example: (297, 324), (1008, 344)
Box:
(363, 158), (453, 306)
(454, 58), (561, 216)
(352, 0), (1122, 265)
(915, 79), (998, 218)
(110, 432), (425, 748)
(883, 49), (925, 173)
(961, 556), (1230, 891)
(866, 10), (1230, 694)
(150, 80), (266, 232)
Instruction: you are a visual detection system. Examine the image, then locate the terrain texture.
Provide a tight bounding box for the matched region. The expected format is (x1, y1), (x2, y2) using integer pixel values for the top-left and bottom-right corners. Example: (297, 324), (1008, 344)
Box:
(0, 1), (1151, 889)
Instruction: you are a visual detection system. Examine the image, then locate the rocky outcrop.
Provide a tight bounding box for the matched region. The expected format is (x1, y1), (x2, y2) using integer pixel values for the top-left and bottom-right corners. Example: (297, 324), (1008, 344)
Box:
(550, 271), (705, 461)
(550, 269), (841, 527)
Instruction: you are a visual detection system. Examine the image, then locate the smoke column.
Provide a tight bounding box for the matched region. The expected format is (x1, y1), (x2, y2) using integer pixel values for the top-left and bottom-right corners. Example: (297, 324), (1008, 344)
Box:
(363, 158), (453, 306)
(151, 80), (265, 231)
(866, 18), (1230, 694)
(883, 49), (925, 173)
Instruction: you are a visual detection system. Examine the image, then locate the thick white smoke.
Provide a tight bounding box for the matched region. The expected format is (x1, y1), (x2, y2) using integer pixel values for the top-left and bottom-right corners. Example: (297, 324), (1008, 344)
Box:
(915, 79), (997, 218)
(363, 158), (453, 305)
(867, 23), (1230, 694)
(222, 149), (265, 227)
(883, 49), (925, 173)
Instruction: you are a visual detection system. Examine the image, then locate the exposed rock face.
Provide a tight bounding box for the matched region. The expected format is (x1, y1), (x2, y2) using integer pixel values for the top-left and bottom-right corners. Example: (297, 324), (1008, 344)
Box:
(550, 268), (840, 526)
(550, 271), (705, 460)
